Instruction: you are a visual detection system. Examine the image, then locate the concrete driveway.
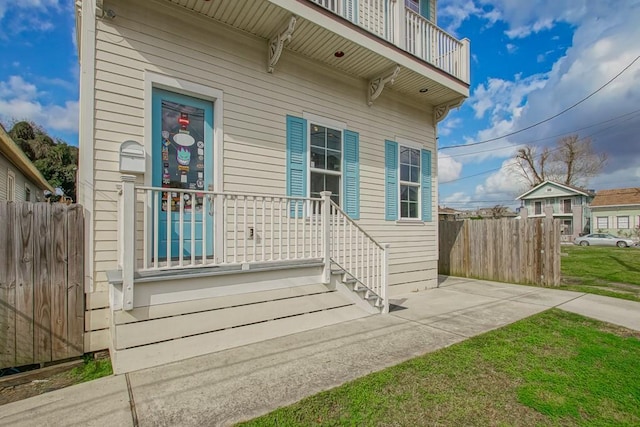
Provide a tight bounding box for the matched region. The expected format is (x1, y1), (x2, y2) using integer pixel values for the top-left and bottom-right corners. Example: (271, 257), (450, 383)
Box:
(2, 276), (639, 427)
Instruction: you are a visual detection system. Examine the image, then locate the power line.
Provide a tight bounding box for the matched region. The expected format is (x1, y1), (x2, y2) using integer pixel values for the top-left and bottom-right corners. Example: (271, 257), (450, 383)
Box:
(445, 108), (640, 159)
(439, 55), (640, 151)
(440, 115), (633, 185)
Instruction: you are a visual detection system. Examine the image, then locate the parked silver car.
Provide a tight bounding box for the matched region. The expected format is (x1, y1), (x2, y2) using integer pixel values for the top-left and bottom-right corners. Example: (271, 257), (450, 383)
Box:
(574, 233), (637, 248)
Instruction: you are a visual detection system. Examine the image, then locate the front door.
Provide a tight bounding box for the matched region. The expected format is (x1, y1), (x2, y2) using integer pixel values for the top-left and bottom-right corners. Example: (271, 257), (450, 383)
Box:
(152, 88), (214, 260)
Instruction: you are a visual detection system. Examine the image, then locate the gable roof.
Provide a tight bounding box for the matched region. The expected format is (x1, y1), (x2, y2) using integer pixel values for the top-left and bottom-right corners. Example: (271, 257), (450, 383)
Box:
(516, 180), (593, 200)
(591, 188), (640, 207)
(0, 126), (54, 192)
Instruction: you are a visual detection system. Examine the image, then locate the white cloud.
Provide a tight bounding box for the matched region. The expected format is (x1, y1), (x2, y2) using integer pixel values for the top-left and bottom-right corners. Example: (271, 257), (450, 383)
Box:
(0, 75), (78, 132)
(474, 159), (529, 198)
(438, 153), (463, 182)
(0, 0), (63, 36)
(506, 43), (517, 54)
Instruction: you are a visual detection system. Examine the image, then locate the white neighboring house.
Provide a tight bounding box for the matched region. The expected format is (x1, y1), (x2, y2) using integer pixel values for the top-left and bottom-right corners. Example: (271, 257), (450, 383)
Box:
(0, 126), (54, 202)
(516, 181), (594, 242)
(75, 0), (470, 373)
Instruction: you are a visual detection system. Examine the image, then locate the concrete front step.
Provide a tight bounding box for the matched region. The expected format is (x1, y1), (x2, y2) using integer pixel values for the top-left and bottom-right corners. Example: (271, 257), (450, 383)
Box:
(110, 284), (371, 374)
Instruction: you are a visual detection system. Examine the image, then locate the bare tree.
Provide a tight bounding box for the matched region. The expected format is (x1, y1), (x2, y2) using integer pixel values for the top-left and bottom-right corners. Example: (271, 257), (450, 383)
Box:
(490, 204), (508, 218)
(513, 135), (607, 187)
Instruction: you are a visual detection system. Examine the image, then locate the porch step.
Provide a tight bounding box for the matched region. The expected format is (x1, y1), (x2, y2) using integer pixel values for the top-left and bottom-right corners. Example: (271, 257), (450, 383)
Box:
(331, 267), (384, 313)
(111, 284), (370, 374)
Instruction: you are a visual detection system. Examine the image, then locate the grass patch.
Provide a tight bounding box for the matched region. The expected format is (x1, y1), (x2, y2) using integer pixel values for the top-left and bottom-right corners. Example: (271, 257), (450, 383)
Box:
(562, 246), (640, 285)
(67, 356), (113, 383)
(560, 246), (640, 301)
(238, 310), (640, 426)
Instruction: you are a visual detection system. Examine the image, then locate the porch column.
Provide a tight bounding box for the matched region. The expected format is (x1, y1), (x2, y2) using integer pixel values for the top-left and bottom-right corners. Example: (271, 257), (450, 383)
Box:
(321, 191), (332, 284)
(121, 175), (136, 311)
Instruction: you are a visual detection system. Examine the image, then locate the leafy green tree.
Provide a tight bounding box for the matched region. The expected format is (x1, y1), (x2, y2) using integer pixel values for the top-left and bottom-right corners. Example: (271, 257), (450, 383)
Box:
(5, 121), (78, 201)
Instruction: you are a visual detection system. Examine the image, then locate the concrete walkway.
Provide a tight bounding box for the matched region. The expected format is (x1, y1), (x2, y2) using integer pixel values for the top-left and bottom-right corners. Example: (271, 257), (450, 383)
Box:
(2, 277), (640, 426)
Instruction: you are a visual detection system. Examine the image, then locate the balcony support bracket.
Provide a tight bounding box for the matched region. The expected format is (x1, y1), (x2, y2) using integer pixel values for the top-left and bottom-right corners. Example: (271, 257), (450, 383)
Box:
(434, 97), (465, 123)
(367, 65), (401, 106)
(268, 15), (297, 74)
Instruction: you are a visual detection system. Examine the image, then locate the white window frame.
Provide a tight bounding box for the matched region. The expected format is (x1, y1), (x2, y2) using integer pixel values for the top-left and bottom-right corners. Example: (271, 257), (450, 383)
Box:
(304, 113), (346, 207)
(617, 216), (630, 229)
(596, 216), (609, 229)
(405, 0), (420, 13)
(534, 200), (543, 215)
(562, 198), (572, 214)
(397, 139), (422, 220)
(25, 183), (31, 202)
(7, 170), (15, 202)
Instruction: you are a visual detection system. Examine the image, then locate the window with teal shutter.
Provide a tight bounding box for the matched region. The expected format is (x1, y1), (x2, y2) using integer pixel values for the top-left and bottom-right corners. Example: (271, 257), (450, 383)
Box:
(385, 140), (398, 220)
(287, 115), (359, 219)
(286, 115), (307, 217)
(343, 130), (360, 220)
(421, 149), (432, 221)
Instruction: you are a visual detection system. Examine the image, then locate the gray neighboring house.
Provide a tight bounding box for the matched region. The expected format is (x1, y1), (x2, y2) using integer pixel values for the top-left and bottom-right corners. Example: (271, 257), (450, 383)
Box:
(0, 125), (54, 202)
(516, 181), (595, 242)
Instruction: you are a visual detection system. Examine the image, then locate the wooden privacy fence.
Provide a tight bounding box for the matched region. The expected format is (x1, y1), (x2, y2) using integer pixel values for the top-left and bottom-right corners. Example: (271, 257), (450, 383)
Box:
(439, 218), (561, 286)
(0, 202), (84, 370)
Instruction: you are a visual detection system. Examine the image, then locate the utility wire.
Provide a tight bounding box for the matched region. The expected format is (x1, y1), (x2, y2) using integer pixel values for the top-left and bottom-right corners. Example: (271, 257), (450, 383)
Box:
(439, 55), (640, 151)
(445, 108), (640, 158)
(440, 113), (636, 185)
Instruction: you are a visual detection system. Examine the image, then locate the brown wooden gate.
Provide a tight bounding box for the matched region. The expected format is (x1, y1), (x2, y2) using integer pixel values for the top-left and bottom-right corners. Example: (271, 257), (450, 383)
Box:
(0, 202), (84, 369)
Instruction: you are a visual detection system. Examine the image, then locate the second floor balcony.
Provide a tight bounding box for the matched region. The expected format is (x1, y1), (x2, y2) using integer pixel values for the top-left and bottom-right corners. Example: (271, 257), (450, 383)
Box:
(162, 0), (469, 107)
(310, 0), (470, 84)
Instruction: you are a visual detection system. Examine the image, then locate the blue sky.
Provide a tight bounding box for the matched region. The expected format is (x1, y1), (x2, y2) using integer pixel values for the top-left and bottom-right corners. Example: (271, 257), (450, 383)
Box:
(0, 0), (639, 210)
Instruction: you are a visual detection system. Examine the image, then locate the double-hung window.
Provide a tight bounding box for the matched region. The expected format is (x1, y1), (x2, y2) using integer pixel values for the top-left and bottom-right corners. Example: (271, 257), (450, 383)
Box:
(310, 124), (341, 206)
(399, 146), (420, 219)
(384, 140), (432, 222)
(534, 201), (542, 215)
(617, 216), (629, 229)
(286, 115), (360, 219)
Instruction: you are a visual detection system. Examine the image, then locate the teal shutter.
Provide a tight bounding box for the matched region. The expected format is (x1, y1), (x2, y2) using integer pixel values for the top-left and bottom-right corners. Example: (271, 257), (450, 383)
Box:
(385, 140), (398, 221)
(286, 115), (307, 216)
(343, 130), (360, 220)
(421, 149), (432, 221)
(420, 0), (431, 21)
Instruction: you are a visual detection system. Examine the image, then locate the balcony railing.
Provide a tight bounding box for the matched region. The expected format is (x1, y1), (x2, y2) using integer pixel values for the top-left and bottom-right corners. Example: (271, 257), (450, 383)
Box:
(309, 0), (470, 83)
(117, 178), (389, 312)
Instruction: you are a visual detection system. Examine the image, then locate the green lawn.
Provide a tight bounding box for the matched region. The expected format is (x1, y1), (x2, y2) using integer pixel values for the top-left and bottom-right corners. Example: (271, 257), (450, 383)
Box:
(560, 245), (640, 301)
(239, 310), (640, 426)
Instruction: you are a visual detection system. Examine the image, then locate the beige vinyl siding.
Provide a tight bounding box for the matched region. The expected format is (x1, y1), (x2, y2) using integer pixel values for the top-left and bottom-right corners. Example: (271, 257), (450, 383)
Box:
(91, 0), (439, 298)
(0, 154), (40, 202)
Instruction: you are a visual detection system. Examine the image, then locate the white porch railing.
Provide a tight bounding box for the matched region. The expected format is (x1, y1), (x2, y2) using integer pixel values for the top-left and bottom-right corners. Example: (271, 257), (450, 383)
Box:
(118, 180), (388, 312)
(308, 0), (470, 83)
(327, 198), (389, 313)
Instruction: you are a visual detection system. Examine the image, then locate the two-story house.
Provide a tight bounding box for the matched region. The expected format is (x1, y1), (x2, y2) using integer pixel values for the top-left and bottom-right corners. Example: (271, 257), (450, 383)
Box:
(516, 181), (594, 241)
(75, 0), (470, 373)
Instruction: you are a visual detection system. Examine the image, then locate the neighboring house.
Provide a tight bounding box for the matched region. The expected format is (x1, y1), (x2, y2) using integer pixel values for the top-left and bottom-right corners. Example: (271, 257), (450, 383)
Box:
(75, 0), (469, 373)
(0, 125), (54, 202)
(455, 207), (517, 219)
(516, 181), (594, 242)
(589, 188), (640, 236)
(438, 206), (461, 221)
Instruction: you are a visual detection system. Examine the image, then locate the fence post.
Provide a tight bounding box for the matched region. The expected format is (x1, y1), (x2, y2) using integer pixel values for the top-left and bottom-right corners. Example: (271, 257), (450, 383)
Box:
(121, 175), (136, 311)
(381, 242), (390, 313)
(321, 191), (332, 284)
(392, 0), (405, 49)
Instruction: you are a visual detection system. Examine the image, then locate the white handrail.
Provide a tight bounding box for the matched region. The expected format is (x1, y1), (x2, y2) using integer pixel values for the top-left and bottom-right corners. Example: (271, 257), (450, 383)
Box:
(328, 200), (388, 309)
(118, 183), (388, 312)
